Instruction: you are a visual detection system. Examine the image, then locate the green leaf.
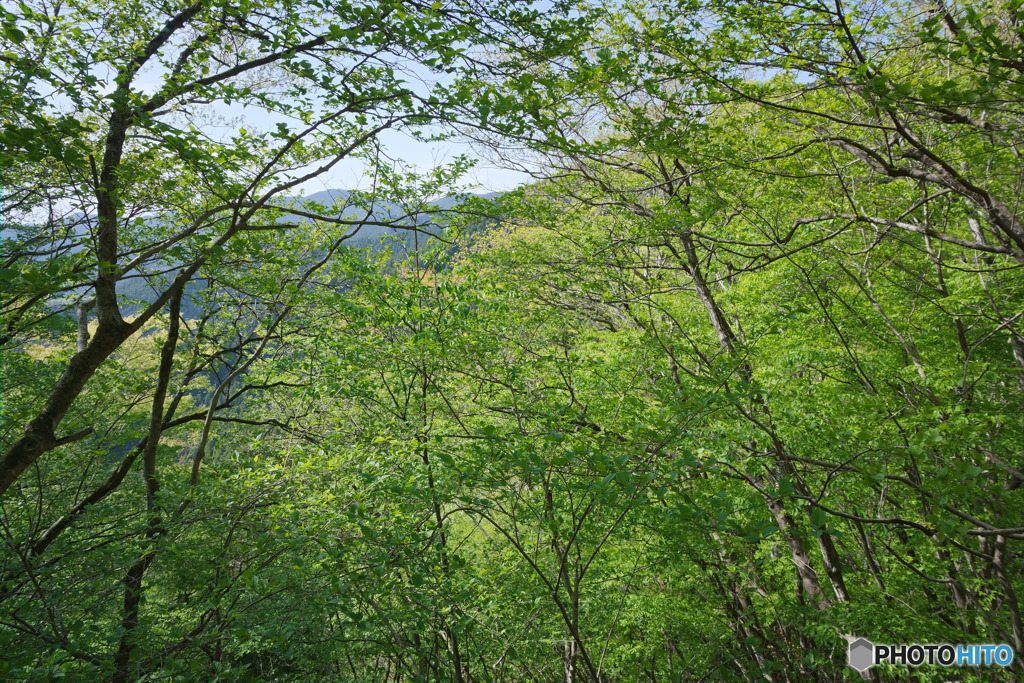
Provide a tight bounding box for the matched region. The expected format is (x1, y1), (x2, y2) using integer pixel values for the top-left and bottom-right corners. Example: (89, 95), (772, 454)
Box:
(4, 25), (25, 43)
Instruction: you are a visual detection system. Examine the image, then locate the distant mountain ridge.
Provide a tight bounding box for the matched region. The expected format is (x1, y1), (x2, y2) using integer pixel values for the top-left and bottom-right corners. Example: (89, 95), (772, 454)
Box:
(0, 190), (502, 244)
(294, 189), (502, 245)
(1, 190), (503, 317)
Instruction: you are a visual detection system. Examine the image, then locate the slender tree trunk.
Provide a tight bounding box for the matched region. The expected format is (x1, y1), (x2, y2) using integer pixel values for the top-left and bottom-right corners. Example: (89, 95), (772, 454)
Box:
(673, 229), (849, 610)
(419, 367), (466, 683)
(111, 291), (181, 681)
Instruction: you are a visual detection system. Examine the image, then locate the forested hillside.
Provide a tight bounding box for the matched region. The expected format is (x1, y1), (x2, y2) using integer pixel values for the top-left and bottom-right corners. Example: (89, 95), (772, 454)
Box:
(1, 0), (1021, 681)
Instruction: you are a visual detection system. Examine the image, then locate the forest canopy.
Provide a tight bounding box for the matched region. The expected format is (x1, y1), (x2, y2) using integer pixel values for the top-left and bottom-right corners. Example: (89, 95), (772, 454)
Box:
(1, 0), (1022, 681)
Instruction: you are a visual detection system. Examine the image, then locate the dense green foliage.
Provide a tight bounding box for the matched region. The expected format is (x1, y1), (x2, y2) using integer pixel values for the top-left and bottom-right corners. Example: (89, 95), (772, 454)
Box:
(2, 0), (1022, 681)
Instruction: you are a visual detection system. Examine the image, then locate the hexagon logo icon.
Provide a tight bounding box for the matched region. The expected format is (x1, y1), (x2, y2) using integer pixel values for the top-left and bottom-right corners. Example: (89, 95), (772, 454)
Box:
(848, 637), (874, 672)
